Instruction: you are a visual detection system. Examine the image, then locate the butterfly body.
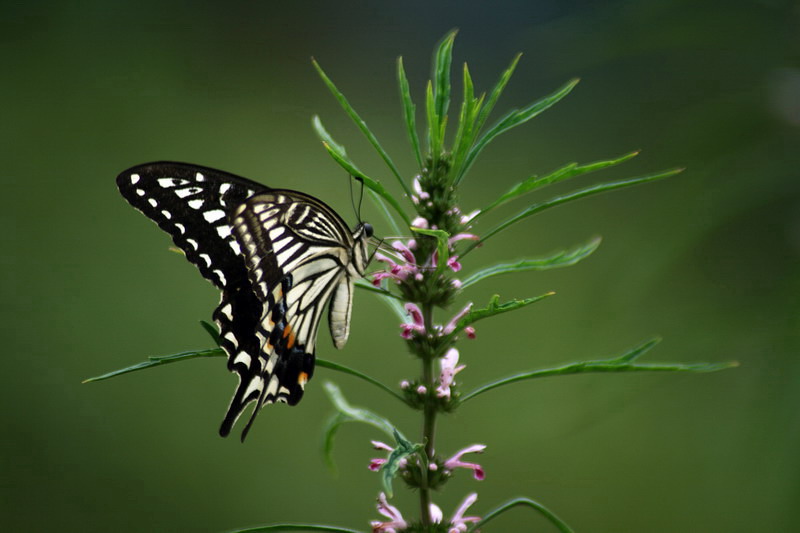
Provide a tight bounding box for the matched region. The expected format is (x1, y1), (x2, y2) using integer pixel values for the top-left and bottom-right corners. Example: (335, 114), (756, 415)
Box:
(116, 162), (372, 440)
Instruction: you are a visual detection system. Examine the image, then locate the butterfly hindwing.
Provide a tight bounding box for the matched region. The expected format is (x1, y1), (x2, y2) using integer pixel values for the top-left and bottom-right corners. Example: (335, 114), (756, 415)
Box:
(221, 191), (357, 438)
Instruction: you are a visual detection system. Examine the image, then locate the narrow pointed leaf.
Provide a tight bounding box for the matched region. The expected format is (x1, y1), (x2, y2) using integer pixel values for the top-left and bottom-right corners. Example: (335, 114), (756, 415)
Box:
(312, 59), (412, 198)
(433, 30), (457, 126)
(450, 63), (479, 180)
(461, 237), (602, 289)
(316, 359), (406, 404)
(199, 320), (221, 347)
(230, 524), (365, 533)
(313, 116), (411, 227)
(411, 227), (450, 276)
(478, 150), (640, 216)
(82, 348), (225, 383)
(425, 80), (439, 158)
(322, 382), (405, 470)
(473, 52), (522, 138)
(462, 338), (738, 403)
(468, 497), (574, 533)
(380, 430), (422, 497)
(463, 167), (683, 255)
(397, 56), (423, 169)
(355, 279), (407, 321)
(367, 188), (402, 236)
(459, 78), (579, 181)
(446, 293), (555, 340)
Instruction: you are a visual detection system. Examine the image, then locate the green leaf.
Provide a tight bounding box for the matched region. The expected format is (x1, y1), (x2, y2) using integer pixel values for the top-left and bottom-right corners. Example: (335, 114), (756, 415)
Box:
(199, 320), (221, 347)
(460, 237), (602, 289)
(316, 359), (407, 405)
(366, 188), (402, 236)
(472, 52), (522, 141)
(354, 279), (406, 320)
(82, 348), (225, 383)
(432, 30), (457, 131)
(380, 429), (422, 498)
(463, 167), (684, 256)
(312, 115), (411, 227)
(322, 382), (405, 471)
(312, 59), (412, 199)
(447, 293), (555, 339)
(411, 227), (450, 276)
(229, 524), (365, 533)
(450, 63), (482, 182)
(425, 80), (439, 160)
(397, 56), (423, 169)
(478, 150), (640, 216)
(468, 497), (574, 533)
(461, 338), (739, 403)
(459, 78), (579, 182)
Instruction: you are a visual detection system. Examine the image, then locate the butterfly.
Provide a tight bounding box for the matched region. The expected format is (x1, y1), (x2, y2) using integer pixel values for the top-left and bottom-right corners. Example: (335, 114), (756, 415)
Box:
(116, 161), (373, 440)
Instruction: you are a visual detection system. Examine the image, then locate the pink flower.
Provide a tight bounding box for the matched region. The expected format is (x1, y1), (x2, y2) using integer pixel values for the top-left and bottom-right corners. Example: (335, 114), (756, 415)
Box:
(444, 444), (486, 481)
(449, 493), (481, 532)
(442, 303), (473, 336)
(368, 441), (393, 472)
(448, 233), (479, 245)
(401, 303), (426, 339)
(459, 210), (480, 225)
(371, 492), (407, 532)
(413, 176), (430, 200)
(436, 348), (465, 399)
(447, 256), (462, 272)
(429, 493), (482, 533)
(411, 216), (429, 229)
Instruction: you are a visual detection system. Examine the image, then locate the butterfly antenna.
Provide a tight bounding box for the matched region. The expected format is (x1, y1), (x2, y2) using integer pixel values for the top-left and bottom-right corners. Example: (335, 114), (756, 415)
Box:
(356, 177), (365, 222)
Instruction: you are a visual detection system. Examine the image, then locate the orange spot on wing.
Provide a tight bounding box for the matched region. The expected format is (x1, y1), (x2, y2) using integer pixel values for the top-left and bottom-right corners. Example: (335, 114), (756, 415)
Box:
(283, 323), (296, 349)
(298, 371), (309, 386)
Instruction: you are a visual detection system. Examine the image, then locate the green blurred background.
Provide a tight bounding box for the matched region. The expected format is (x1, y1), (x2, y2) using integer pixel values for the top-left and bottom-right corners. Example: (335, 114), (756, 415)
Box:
(2, 1), (798, 531)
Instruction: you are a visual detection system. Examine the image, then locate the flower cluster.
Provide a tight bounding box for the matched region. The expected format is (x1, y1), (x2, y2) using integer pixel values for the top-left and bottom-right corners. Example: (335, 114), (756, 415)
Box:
(371, 491), (480, 533)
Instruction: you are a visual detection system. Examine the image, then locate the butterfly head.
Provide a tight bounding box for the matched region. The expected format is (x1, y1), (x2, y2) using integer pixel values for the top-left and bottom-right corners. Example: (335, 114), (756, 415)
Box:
(351, 222), (374, 276)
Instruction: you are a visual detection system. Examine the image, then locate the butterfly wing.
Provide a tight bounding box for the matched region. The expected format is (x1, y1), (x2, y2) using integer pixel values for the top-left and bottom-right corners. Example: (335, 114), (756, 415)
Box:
(117, 162), (272, 436)
(222, 190), (357, 439)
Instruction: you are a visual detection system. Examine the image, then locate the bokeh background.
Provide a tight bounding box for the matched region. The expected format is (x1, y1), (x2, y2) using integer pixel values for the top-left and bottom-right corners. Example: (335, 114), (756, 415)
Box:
(2, 1), (798, 532)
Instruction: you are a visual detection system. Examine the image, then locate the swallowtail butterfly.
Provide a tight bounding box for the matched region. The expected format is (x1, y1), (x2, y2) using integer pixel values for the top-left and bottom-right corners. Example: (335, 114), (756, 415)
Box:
(117, 162), (373, 440)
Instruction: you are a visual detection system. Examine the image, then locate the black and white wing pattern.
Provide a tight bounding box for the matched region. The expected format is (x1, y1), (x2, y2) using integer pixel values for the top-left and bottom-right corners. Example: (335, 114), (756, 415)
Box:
(116, 162), (373, 440)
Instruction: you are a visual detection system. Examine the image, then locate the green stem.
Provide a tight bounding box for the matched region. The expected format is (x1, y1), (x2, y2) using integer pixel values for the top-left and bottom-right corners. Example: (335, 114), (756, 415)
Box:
(418, 302), (437, 526)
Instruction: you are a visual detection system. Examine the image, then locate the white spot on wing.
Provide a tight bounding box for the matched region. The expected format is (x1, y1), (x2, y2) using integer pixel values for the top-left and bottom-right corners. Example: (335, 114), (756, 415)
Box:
(130, 174), (140, 184)
(224, 331), (239, 348)
(148, 198), (158, 208)
(233, 351), (251, 366)
(186, 238), (199, 250)
(135, 189), (145, 196)
(203, 209), (226, 223)
(196, 172), (205, 182)
(220, 303), (233, 319)
(228, 240), (241, 255)
(214, 269), (227, 285)
(216, 225), (232, 239)
(219, 183), (231, 194)
(188, 199), (204, 210)
(199, 253), (212, 267)
(175, 223), (186, 234)
(176, 187), (202, 199)
(161, 210), (171, 219)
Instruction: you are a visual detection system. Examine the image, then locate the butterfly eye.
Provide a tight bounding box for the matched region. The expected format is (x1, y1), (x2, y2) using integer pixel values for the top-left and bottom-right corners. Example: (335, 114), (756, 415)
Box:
(363, 223), (374, 238)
